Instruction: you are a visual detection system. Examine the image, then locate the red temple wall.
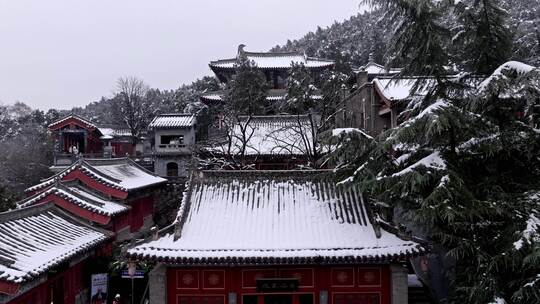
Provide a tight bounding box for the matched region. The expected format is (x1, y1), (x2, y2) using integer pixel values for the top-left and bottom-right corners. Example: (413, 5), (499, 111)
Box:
(128, 195), (154, 232)
(7, 261), (86, 304)
(166, 266), (391, 304)
(111, 141), (135, 157)
(32, 194), (112, 225)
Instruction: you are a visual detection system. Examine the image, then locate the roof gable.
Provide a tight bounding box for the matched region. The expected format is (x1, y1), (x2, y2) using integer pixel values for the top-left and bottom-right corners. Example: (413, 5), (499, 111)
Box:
(25, 158), (166, 195)
(18, 183), (129, 221)
(128, 170), (425, 264)
(356, 62), (401, 75)
(48, 114), (98, 131)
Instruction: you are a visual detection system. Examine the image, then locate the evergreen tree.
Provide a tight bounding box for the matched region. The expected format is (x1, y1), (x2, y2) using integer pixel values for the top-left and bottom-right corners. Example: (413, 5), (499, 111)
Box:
(453, 0), (513, 74)
(327, 1), (540, 302)
(224, 54), (269, 115)
(283, 63), (317, 114)
(0, 182), (16, 212)
(318, 70), (349, 130)
(334, 63), (540, 303)
(364, 0), (451, 77)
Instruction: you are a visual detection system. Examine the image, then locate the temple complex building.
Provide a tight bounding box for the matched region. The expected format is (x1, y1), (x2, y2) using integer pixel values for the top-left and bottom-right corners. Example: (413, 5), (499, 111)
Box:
(128, 170), (425, 304)
(22, 158), (167, 240)
(200, 115), (316, 170)
(200, 45), (333, 110)
(48, 114), (143, 171)
(148, 113), (197, 178)
(0, 203), (114, 303)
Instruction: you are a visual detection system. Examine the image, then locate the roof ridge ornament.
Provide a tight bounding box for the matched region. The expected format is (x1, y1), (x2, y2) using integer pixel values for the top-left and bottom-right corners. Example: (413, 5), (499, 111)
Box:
(368, 52), (375, 63)
(237, 44), (246, 58)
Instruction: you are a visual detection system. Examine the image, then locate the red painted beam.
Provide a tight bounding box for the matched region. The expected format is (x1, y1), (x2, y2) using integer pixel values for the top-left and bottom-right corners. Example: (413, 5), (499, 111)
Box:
(0, 280), (20, 295)
(27, 193), (112, 225)
(62, 170), (128, 199)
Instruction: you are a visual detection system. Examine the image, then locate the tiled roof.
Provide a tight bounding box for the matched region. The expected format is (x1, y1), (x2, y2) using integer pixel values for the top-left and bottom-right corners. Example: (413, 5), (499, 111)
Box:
(200, 90), (322, 102)
(224, 115), (314, 156)
(98, 127), (132, 139)
(26, 158), (166, 193)
(210, 51), (334, 70)
(371, 75), (484, 102)
(354, 62), (401, 75)
(0, 204), (112, 283)
(128, 170), (425, 264)
(148, 114), (196, 129)
(372, 77), (428, 101)
(18, 183), (129, 216)
(47, 114), (98, 130)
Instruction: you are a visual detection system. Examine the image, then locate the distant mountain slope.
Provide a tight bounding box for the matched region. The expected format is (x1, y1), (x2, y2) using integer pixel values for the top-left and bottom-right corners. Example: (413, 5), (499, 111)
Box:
(272, 3), (539, 68)
(270, 9), (389, 68)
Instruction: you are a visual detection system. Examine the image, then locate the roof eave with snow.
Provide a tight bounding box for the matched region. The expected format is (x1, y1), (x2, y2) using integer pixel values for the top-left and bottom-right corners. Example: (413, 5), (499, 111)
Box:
(127, 170), (426, 264)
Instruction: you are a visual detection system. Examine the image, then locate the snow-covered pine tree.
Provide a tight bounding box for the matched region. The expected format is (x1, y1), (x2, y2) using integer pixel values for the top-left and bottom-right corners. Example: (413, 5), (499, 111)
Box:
(223, 54), (269, 115)
(329, 1), (540, 303)
(282, 63), (317, 114)
(505, 0), (540, 66)
(453, 0), (513, 74)
(334, 63), (540, 304)
(0, 182), (16, 212)
(364, 0), (451, 77)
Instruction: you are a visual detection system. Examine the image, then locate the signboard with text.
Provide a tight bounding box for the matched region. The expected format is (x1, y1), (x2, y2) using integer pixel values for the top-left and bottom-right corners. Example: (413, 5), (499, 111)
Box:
(256, 278), (299, 292)
(90, 273), (108, 304)
(121, 270), (145, 279)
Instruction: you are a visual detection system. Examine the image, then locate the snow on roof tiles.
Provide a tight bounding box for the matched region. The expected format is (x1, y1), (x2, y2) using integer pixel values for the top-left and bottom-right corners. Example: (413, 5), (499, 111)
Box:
(128, 170), (425, 264)
(47, 114), (98, 129)
(148, 114), (196, 129)
(0, 204), (112, 283)
(98, 127), (132, 138)
(372, 77), (432, 101)
(227, 115), (314, 156)
(372, 75), (483, 102)
(355, 62), (401, 75)
(200, 90), (322, 102)
(210, 51), (334, 70)
(26, 158), (166, 193)
(18, 183), (129, 216)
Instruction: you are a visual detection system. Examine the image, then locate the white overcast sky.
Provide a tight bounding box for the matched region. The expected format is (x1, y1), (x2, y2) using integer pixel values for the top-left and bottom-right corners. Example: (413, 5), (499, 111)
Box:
(0, 0), (363, 110)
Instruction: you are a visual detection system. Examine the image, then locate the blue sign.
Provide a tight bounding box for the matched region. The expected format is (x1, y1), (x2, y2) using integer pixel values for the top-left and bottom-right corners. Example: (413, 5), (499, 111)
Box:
(121, 270), (145, 279)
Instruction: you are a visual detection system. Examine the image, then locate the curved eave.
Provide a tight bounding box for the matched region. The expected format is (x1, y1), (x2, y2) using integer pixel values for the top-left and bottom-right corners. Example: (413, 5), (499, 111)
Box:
(209, 64), (334, 71)
(127, 249), (426, 266)
(372, 79), (408, 107)
(4, 235), (113, 285)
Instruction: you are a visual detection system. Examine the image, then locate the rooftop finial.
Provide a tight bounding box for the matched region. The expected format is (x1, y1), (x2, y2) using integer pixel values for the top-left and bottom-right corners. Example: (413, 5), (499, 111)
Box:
(237, 44), (246, 56)
(368, 52), (375, 63)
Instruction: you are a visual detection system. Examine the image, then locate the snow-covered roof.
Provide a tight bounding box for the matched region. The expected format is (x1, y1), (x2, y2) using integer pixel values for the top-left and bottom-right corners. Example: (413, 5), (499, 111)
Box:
(25, 158), (166, 193)
(200, 90), (322, 103)
(148, 114), (196, 129)
(210, 51), (334, 70)
(98, 127), (132, 138)
(226, 115), (314, 156)
(372, 77), (433, 101)
(128, 170), (425, 264)
(0, 204), (112, 284)
(47, 114), (98, 130)
(18, 183), (129, 217)
(355, 62), (401, 75)
(371, 75), (484, 102)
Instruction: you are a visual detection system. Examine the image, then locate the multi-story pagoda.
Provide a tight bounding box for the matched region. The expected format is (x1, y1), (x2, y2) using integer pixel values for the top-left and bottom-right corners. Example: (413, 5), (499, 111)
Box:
(200, 45), (334, 105)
